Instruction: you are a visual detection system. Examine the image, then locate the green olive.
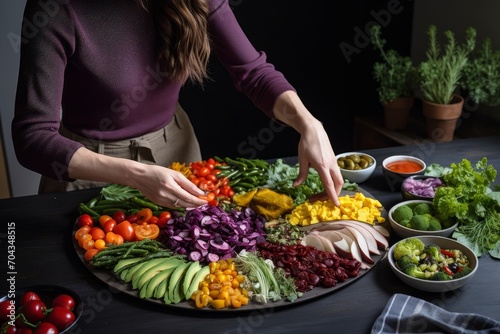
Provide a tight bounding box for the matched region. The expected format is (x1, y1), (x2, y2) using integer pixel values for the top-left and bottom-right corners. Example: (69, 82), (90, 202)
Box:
(347, 155), (361, 164)
(361, 155), (374, 166)
(358, 159), (368, 169)
(337, 160), (345, 168)
(344, 159), (355, 170)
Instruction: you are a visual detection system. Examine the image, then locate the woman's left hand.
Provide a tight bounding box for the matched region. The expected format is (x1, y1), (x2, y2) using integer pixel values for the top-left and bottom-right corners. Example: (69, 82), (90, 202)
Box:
(294, 119), (343, 206)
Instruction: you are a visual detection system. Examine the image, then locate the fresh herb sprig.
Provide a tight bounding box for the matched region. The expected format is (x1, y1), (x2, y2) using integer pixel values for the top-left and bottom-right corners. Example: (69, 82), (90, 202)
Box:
(432, 158), (500, 257)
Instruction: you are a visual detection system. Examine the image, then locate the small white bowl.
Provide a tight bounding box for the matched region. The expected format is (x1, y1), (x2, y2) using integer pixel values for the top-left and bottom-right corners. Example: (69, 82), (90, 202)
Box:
(336, 152), (376, 183)
(382, 155), (426, 192)
(388, 236), (478, 292)
(388, 200), (458, 238)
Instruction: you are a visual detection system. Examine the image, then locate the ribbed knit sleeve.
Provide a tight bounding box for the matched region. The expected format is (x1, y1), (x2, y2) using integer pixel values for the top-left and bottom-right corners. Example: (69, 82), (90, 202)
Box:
(12, 0), (82, 181)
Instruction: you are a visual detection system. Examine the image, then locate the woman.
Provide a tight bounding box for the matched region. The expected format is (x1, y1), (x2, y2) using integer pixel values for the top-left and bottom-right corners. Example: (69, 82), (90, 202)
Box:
(12, 0), (343, 208)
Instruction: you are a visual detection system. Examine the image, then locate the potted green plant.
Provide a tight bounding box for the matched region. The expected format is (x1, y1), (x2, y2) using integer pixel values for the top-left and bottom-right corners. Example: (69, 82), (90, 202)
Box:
(460, 37), (500, 107)
(369, 24), (416, 130)
(418, 25), (476, 142)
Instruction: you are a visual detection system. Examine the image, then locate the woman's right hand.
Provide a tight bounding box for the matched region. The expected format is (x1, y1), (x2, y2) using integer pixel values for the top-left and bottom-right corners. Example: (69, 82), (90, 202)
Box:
(68, 147), (208, 209)
(132, 164), (208, 209)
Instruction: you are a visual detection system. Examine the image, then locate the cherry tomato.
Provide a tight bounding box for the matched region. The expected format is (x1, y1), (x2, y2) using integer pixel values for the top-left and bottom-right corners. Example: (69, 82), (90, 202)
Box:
(197, 166), (210, 177)
(77, 213), (94, 228)
(205, 174), (218, 183)
(126, 214), (138, 224)
(74, 226), (91, 240)
(156, 211), (172, 229)
(46, 306), (75, 332)
(198, 192), (215, 202)
(0, 300), (14, 322)
(17, 328), (33, 334)
(136, 208), (153, 225)
(114, 233), (124, 245)
(134, 222), (160, 240)
(5, 325), (18, 334)
(147, 216), (159, 225)
(84, 248), (99, 261)
(112, 210), (126, 223)
(102, 219), (117, 233)
(113, 220), (135, 242)
(20, 292), (41, 307)
(105, 232), (117, 244)
(205, 162), (215, 170)
(51, 294), (75, 311)
(98, 214), (113, 226)
(21, 300), (47, 323)
(90, 227), (105, 241)
(33, 322), (58, 334)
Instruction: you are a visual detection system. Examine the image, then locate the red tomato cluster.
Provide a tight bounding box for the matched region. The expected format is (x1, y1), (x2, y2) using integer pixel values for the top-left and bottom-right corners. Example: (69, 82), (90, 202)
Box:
(75, 208), (171, 261)
(188, 158), (235, 206)
(0, 291), (77, 334)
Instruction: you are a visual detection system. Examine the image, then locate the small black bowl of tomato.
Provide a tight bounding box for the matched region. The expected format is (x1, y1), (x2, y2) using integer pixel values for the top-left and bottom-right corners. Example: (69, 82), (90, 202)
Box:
(0, 285), (82, 333)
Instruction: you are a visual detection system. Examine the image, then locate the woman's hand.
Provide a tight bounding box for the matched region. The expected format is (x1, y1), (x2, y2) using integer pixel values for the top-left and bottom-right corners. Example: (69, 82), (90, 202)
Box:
(131, 164), (208, 209)
(68, 147), (208, 209)
(272, 91), (344, 206)
(294, 119), (343, 206)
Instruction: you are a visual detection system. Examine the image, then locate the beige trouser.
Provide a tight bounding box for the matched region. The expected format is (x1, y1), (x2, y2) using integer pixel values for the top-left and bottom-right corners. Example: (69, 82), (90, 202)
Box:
(39, 104), (202, 194)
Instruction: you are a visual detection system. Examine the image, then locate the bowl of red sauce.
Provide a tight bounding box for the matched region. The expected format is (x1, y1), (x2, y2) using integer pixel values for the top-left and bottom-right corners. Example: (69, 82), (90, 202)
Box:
(382, 155), (426, 192)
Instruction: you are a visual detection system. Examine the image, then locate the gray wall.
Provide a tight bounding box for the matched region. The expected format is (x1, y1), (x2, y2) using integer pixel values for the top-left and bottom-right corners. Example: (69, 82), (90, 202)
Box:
(0, 0), (40, 197)
(411, 0), (500, 122)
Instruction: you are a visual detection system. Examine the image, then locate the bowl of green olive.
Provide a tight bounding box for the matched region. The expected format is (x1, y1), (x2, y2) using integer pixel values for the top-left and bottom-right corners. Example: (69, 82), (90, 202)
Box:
(336, 152), (376, 183)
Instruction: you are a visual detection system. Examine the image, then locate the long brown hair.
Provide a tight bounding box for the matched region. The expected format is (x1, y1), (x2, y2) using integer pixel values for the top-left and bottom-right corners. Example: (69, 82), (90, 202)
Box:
(138, 0), (211, 84)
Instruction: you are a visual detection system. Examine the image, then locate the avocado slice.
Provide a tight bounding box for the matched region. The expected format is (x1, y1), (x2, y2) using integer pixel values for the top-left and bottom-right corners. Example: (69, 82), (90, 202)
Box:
(166, 262), (190, 304)
(185, 265), (210, 302)
(181, 261), (202, 299)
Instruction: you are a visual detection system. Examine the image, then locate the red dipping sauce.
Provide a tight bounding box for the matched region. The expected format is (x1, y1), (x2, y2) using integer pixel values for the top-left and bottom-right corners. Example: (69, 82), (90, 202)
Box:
(386, 160), (423, 173)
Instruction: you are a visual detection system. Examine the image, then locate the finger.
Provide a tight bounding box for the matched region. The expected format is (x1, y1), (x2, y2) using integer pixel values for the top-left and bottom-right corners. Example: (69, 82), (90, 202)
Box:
(314, 165), (341, 207)
(292, 155), (310, 188)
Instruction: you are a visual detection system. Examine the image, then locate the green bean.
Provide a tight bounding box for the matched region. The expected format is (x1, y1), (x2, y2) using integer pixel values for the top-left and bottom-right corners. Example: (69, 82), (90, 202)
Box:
(130, 196), (161, 211)
(224, 157), (247, 169)
(213, 156), (225, 163)
(78, 203), (100, 221)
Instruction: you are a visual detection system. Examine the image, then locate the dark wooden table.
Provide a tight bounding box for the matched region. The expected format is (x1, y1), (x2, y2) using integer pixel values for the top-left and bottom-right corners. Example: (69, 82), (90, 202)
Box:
(2, 136), (500, 334)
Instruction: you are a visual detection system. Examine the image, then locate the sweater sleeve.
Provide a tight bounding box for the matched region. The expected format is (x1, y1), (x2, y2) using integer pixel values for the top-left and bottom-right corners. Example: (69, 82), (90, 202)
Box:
(208, 0), (296, 117)
(12, 0), (82, 181)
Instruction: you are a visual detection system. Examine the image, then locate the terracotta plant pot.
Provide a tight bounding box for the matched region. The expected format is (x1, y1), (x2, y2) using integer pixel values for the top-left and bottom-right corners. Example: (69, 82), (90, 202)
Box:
(422, 94), (464, 142)
(383, 96), (415, 130)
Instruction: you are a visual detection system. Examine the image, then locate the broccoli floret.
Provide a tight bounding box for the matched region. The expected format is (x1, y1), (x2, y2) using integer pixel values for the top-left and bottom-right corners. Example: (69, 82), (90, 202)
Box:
(393, 237), (425, 261)
(401, 263), (426, 279)
(427, 217), (442, 231)
(413, 203), (433, 215)
(453, 266), (473, 279)
(409, 214), (430, 230)
(423, 244), (441, 259)
(396, 254), (418, 270)
(393, 205), (413, 223)
(399, 219), (411, 228)
(431, 271), (452, 281)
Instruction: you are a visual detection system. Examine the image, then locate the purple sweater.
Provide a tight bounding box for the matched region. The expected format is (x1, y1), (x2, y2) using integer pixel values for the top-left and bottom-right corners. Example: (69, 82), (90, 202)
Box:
(13, 0), (295, 181)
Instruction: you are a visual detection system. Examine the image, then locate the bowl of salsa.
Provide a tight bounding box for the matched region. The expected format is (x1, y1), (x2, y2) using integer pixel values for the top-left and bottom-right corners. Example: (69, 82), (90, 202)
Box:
(382, 155), (426, 192)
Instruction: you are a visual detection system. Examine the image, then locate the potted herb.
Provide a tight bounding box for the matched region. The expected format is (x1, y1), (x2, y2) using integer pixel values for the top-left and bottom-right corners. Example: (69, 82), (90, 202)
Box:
(369, 24), (416, 130)
(460, 37), (500, 107)
(418, 25), (476, 142)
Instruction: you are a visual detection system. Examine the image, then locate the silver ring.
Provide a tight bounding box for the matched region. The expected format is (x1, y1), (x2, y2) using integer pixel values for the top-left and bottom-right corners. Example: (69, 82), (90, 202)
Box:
(173, 198), (180, 208)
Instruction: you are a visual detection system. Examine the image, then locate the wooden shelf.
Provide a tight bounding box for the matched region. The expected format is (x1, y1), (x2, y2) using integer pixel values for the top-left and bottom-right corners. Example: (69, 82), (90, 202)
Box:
(354, 113), (499, 150)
